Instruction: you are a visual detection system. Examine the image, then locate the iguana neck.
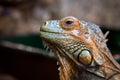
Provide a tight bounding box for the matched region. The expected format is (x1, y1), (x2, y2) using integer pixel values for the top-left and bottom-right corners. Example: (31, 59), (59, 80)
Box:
(56, 48), (120, 80)
(59, 57), (79, 80)
(58, 54), (100, 80)
(58, 55), (120, 80)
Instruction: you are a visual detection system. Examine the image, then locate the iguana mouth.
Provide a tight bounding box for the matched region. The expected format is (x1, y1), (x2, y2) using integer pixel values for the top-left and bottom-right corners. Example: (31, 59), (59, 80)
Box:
(40, 30), (61, 34)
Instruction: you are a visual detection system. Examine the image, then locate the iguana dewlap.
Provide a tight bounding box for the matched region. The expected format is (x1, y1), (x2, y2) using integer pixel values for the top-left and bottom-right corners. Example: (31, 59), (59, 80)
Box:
(40, 16), (120, 80)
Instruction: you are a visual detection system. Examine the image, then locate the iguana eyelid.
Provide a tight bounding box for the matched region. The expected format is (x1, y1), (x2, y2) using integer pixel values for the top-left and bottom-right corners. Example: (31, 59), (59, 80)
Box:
(60, 16), (80, 30)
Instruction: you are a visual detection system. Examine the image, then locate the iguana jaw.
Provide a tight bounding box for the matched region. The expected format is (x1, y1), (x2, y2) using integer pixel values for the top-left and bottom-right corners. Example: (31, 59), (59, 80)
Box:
(42, 37), (100, 80)
(41, 37), (84, 80)
(55, 48), (79, 80)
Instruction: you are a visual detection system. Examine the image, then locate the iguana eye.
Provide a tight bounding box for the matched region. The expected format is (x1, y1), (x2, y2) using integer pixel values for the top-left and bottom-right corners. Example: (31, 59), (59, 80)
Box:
(65, 20), (74, 25)
(60, 17), (80, 30)
(78, 50), (92, 65)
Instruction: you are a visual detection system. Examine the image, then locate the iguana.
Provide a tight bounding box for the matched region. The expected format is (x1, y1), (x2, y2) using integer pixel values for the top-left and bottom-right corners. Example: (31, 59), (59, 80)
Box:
(40, 16), (120, 80)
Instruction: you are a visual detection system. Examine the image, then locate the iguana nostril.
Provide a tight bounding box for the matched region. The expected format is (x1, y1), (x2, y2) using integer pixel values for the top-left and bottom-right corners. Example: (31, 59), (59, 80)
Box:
(44, 22), (47, 25)
(44, 21), (49, 26)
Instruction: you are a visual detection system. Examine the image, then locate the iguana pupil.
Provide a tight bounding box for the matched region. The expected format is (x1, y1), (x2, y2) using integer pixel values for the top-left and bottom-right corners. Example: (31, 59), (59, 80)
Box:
(65, 20), (74, 25)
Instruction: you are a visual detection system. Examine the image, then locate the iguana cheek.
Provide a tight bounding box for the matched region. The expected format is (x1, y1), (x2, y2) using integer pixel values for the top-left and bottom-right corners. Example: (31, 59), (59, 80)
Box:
(71, 30), (80, 36)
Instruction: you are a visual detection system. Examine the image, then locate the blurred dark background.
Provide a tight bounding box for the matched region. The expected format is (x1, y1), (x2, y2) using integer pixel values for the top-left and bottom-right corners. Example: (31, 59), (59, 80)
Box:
(0, 0), (120, 80)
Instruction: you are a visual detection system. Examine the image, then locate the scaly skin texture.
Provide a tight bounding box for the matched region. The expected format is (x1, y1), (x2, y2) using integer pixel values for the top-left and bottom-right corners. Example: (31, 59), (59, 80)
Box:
(40, 16), (120, 80)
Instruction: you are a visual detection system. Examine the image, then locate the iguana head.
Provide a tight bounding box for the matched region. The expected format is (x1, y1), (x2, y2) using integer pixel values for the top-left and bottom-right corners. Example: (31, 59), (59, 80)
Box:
(40, 16), (120, 80)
